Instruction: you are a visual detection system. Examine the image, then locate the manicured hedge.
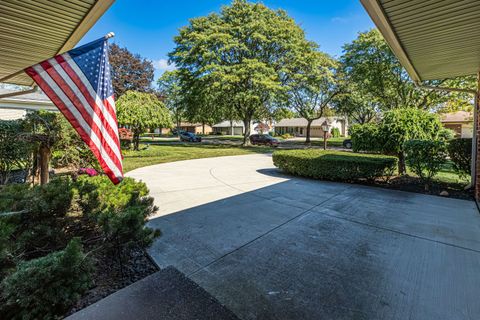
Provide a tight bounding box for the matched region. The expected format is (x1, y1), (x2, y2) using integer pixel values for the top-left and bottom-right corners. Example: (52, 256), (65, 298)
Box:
(272, 149), (397, 181)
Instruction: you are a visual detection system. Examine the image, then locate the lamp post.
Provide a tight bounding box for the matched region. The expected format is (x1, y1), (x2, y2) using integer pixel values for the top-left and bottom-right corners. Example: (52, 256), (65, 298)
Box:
(321, 120), (330, 150)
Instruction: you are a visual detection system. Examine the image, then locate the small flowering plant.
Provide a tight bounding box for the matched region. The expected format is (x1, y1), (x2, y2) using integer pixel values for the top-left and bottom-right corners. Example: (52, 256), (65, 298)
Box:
(118, 127), (133, 140)
(78, 168), (98, 177)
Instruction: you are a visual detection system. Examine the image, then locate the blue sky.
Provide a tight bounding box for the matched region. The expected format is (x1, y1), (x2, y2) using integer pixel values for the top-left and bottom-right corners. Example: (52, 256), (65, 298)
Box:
(80, 0), (374, 80)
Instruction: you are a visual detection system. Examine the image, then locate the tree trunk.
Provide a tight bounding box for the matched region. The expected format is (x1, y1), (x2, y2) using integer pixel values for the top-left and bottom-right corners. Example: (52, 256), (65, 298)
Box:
(242, 119), (251, 146)
(230, 120), (234, 136)
(202, 122), (205, 135)
(39, 145), (51, 185)
(133, 132), (140, 151)
(398, 152), (406, 175)
(305, 119), (313, 144)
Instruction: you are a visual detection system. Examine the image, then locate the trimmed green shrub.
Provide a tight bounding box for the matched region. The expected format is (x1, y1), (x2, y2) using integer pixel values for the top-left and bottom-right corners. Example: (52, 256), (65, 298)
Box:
(0, 178), (74, 259)
(438, 128), (455, 141)
(331, 127), (340, 138)
(447, 138), (472, 178)
(1, 238), (93, 320)
(280, 133), (294, 139)
(272, 149), (397, 182)
(404, 140), (447, 189)
(75, 176), (159, 248)
(350, 123), (382, 153)
(0, 221), (15, 278)
(350, 108), (444, 175)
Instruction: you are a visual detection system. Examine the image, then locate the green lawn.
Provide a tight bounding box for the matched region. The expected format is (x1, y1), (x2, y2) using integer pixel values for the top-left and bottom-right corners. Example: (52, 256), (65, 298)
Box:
(122, 144), (272, 172)
(310, 137), (348, 147)
(427, 161), (469, 185)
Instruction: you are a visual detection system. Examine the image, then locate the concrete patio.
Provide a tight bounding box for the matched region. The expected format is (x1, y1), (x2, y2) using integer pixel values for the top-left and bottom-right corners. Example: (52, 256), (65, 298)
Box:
(126, 154), (480, 320)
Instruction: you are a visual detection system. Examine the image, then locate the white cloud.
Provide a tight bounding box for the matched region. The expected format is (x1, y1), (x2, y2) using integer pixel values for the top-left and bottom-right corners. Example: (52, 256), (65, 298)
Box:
(153, 58), (176, 71)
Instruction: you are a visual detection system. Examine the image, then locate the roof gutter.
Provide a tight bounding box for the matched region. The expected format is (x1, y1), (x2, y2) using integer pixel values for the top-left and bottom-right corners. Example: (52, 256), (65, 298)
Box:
(0, 85), (38, 99)
(0, 0), (115, 86)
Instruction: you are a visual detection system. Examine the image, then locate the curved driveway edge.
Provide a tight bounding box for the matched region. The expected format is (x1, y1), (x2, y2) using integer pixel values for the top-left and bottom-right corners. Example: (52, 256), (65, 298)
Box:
(127, 154), (480, 320)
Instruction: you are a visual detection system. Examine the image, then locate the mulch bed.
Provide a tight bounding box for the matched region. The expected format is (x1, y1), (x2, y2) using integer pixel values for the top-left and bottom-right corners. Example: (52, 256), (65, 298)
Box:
(360, 175), (474, 201)
(67, 245), (159, 316)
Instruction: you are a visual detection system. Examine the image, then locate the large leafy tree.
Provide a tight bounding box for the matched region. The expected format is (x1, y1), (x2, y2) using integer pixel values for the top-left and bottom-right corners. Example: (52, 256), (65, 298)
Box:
(109, 44), (155, 98)
(339, 29), (474, 115)
(283, 49), (339, 143)
(157, 70), (185, 130)
(332, 78), (378, 125)
(169, 0), (314, 145)
(116, 91), (172, 150)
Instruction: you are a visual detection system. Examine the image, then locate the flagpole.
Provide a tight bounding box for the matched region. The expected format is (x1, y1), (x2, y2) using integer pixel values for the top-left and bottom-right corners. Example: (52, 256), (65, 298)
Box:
(0, 32), (115, 84)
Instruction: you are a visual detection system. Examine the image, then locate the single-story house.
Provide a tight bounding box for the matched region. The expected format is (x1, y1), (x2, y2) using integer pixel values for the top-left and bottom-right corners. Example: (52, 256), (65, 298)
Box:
(0, 88), (57, 120)
(153, 122), (212, 135)
(212, 120), (258, 135)
(274, 117), (348, 137)
(440, 111), (473, 138)
(178, 122), (212, 134)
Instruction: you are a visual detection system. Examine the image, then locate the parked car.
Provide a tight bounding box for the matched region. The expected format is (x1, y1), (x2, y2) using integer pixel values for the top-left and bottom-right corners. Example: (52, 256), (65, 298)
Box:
(249, 134), (279, 147)
(343, 139), (352, 149)
(179, 132), (202, 142)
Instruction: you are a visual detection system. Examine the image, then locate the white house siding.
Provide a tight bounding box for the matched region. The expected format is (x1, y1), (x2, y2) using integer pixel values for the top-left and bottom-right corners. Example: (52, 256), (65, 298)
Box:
(461, 124), (473, 138)
(0, 108), (26, 120)
(275, 117), (348, 138)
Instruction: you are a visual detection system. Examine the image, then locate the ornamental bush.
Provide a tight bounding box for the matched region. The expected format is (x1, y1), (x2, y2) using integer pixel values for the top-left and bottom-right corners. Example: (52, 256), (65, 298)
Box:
(272, 149), (397, 182)
(350, 123), (382, 153)
(404, 140), (447, 189)
(331, 127), (340, 138)
(0, 178), (74, 260)
(1, 238), (93, 320)
(75, 175), (160, 248)
(350, 108), (443, 174)
(447, 138), (472, 179)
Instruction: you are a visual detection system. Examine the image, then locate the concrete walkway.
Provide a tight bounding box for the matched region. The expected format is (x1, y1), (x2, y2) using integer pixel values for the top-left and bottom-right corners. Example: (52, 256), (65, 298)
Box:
(128, 154), (480, 320)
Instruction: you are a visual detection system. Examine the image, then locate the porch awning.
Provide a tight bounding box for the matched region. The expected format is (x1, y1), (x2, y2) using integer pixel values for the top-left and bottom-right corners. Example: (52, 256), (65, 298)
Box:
(361, 0), (480, 82)
(0, 0), (114, 86)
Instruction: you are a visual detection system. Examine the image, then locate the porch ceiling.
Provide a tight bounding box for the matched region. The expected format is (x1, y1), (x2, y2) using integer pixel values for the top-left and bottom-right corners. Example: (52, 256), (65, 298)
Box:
(361, 0), (480, 82)
(0, 0), (114, 86)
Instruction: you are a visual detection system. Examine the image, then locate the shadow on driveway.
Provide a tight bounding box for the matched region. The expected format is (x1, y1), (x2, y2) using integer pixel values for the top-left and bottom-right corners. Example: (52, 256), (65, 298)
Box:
(145, 164), (480, 320)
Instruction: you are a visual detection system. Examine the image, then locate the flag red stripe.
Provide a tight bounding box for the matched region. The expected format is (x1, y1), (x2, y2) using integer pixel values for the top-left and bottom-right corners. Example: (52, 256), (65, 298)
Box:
(40, 60), (123, 173)
(55, 56), (120, 150)
(55, 55), (121, 150)
(57, 55), (120, 133)
(25, 66), (121, 184)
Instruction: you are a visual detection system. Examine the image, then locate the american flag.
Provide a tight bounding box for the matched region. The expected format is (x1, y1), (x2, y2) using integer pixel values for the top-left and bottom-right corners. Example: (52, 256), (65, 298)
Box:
(25, 36), (123, 184)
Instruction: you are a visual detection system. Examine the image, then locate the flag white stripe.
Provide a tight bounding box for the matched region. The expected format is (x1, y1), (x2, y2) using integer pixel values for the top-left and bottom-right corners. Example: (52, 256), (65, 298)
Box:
(62, 53), (120, 138)
(33, 65), (123, 179)
(49, 59), (122, 165)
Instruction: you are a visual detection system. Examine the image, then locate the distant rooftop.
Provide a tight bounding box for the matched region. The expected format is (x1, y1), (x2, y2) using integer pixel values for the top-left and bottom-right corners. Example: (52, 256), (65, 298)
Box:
(440, 111), (473, 123)
(276, 117), (344, 127)
(213, 120), (245, 128)
(0, 88), (56, 111)
(0, 88), (52, 102)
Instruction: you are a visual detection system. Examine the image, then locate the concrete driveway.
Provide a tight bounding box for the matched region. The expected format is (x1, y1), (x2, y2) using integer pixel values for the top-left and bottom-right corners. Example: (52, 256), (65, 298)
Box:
(128, 154), (480, 320)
